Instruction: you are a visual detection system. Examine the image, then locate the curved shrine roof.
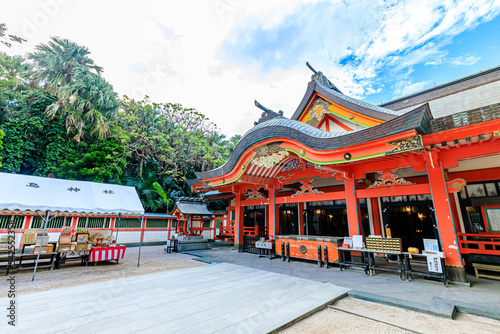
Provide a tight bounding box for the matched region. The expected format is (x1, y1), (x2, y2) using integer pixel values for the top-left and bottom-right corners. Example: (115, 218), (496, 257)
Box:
(291, 79), (404, 122)
(196, 103), (431, 180)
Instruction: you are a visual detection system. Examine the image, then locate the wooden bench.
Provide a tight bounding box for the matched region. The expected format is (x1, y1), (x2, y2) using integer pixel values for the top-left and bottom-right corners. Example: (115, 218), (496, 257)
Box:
(473, 263), (500, 281)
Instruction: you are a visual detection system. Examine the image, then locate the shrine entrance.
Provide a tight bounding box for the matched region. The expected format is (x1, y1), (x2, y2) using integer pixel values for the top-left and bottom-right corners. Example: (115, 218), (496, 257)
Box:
(244, 205), (266, 236)
(382, 197), (438, 252)
(279, 203), (299, 235)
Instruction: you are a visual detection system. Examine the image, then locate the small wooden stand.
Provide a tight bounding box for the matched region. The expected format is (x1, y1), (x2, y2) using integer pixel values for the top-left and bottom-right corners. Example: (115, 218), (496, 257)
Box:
(473, 263), (500, 281)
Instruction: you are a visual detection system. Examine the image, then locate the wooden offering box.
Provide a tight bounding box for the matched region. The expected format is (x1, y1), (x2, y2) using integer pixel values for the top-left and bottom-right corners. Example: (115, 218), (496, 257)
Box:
(22, 229), (37, 245)
(275, 235), (344, 263)
(34, 245), (54, 254)
(366, 237), (402, 253)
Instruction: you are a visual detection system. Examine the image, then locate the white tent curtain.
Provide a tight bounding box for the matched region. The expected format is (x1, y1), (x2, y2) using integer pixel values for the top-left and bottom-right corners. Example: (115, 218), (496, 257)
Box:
(0, 173), (145, 280)
(0, 173), (144, 216)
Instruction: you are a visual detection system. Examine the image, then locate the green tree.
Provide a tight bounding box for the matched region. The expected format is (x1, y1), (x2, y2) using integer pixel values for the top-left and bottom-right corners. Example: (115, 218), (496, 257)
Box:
(28, 37), (118, 141)
(0, 128), (4, 167)
(0, 52), (33, 122)
(0, 23), (26, 48)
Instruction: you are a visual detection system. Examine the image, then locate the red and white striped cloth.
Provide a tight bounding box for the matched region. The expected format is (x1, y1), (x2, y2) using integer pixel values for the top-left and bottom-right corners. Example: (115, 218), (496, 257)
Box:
(89, 246), (126, 262)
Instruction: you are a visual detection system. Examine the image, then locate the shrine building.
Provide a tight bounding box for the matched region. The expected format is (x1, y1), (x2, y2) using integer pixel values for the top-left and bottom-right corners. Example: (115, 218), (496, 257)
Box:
(190, 64), (500, 282)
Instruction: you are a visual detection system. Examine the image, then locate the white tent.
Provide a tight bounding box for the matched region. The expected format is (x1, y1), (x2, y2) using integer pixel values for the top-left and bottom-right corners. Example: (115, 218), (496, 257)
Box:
(0, 173), (144, 216)
(0, 172), (145, 280)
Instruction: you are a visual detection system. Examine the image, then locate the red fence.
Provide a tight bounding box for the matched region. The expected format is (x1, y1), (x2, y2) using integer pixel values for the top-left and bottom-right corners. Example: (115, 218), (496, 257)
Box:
(457, 233), (500, 256)
(243, 226), (259, 237)
(219, 225), (235, 237)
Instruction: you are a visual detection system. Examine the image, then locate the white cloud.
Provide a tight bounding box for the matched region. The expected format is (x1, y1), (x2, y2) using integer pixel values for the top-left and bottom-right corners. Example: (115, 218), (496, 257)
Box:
(2, 0), (499, 138)
(449, 54), (481, 66)
(425, 54), (481, 66)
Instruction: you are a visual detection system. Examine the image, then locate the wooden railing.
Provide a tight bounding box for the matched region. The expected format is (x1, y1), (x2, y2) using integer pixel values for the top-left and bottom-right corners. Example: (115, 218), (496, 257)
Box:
(218, 225), (261, 237)
(219, 225), (235, 237)
(177, 226), (204, 236)
(457, 233), (500, 256)
(243, 226), (259, 237)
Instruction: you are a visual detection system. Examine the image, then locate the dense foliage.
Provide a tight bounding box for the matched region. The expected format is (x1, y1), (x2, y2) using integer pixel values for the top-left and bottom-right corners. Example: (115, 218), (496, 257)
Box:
(0, 30), (240, 212)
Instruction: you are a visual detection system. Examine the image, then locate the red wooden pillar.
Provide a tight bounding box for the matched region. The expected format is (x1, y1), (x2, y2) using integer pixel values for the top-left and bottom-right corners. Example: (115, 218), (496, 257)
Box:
(267, 186), (277, 240)
(298, 202), (305, 235)
(234, 191), (244, 251)
(448, 193), (463, 232)
(425, 151), (465, 282)
(72, 216), (79, 229)
(370, 198), (382, 236)
(344, 175), (360, 236)
(265, 205), (270, 237)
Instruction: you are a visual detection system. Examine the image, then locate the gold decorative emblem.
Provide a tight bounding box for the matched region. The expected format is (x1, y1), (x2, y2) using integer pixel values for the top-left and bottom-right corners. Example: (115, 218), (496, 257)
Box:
(252, 150), (289, 168)
(386, 135), (423, 155)
(368, 169), (414, 189)
(306, 97), (330, 122)
(299, 149), (306, 156)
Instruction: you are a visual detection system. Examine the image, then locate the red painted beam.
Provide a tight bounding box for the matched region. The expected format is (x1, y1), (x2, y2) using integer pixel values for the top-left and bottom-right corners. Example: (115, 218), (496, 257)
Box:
(449, 167), (500, 183)
(275, 190), (345, 204)
(241, 198), (270, 206)
(356, 183), (431, 198)
(438, 140), (500, 169)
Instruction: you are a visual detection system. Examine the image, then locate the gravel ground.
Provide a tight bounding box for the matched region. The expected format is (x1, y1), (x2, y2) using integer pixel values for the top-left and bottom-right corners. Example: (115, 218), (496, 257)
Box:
(0, 245), (204, 297)
(4, 247), (500, 333)
(281, 297), (500, 334)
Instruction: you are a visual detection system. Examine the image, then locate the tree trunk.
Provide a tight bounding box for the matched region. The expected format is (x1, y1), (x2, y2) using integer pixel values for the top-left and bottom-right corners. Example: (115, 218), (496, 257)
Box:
(139, 157), (144, 177)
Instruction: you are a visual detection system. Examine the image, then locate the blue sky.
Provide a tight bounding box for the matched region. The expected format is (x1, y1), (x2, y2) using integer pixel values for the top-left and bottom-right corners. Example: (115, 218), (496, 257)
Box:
(3, 1), (500, 136)
(222, 1), (500, 106)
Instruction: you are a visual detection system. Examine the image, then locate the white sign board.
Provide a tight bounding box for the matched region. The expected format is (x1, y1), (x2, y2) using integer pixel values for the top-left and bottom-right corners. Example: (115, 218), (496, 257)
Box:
(343, 237), (353, 248)
(423, 239), (439, 253)
(352, 235), (364, 249)
(426, 254), (443, 273)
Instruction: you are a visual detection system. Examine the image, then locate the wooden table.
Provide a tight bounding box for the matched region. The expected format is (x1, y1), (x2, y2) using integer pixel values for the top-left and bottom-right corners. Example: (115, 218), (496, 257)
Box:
(338, 248), (405, 279)
(403, 252), (448, 286)
(364, 249), (405, 279)
(255, 240), (274, 259)
(16, 252), (57, 273)
(337, 247), (370, 274)
(55, 250), (90, 269)
(1, 248), (58, 275)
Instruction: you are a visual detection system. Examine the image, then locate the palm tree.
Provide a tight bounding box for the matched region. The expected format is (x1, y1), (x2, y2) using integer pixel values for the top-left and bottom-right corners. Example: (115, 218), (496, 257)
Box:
(28, 37), (117, 141)
(53, 66), (119, 141)
(28, 37), (102, 89)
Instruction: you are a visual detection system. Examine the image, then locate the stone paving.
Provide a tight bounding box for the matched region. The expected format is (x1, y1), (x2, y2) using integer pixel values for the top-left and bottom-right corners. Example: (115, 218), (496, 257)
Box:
(187, 245), (500, 317)
(1, 263), (349, 334)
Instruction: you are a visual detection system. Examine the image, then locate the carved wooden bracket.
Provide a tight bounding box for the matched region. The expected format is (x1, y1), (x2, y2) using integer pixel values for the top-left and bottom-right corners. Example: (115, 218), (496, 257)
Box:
(245, 188), (267, 200)
(291, 179), (324, 198)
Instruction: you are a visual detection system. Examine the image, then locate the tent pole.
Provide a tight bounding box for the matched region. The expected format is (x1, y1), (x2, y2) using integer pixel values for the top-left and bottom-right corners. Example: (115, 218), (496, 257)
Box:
(137, 216), (146, 267)
(115, 213), (121, 244)
(32, 210), (50, 281)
